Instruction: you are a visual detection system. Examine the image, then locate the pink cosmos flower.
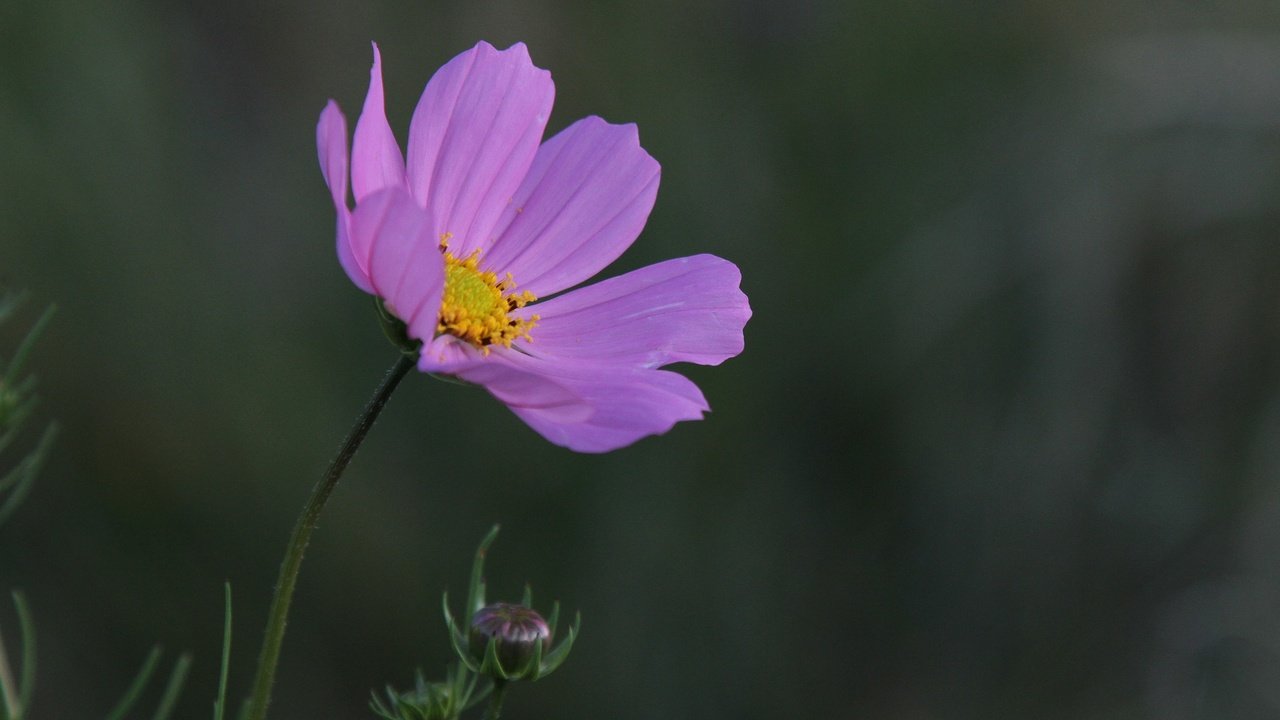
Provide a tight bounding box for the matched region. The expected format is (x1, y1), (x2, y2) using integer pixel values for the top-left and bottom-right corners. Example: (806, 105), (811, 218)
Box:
(317, 42), (750, 452)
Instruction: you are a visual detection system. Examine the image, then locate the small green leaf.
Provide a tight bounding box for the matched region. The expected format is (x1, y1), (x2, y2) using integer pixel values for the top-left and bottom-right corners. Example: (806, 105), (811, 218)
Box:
(0, 425), (57, 530)
(443, 596), (478, 674)
(0, 630), (16, 720)
(151, 653), (192, 720)
(0, 398), (37, 459)
(466, 526), (500, 627)
(213, 582), (232, 720)
(0, 292), (27, 326)
(3, 305), (56, 388)
(105, 646), (162, 720)
(12, 593), (34, 719)
(0, 592), (35, 720)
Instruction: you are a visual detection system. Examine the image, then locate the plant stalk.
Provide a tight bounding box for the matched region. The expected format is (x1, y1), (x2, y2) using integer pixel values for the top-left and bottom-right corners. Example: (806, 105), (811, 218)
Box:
(482, 680), (508, 720)
(245, 354), (416, 720)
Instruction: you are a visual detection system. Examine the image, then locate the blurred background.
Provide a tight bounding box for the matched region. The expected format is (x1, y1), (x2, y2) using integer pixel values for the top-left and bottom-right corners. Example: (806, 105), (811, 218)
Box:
(3, 0), (1280, 718)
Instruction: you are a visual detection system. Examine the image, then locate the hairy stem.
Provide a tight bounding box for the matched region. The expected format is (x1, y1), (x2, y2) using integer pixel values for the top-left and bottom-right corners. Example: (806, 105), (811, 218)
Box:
(245, 354), (416, 720)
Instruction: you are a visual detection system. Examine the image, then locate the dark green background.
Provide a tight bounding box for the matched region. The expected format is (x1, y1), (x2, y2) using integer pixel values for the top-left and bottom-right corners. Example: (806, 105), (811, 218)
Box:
(4, 1), (1280, 718)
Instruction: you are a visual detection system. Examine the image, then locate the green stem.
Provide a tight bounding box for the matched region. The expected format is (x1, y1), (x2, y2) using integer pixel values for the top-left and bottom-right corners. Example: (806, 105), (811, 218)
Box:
(482, 680), (508, 720)
(245, 354), (416, 720)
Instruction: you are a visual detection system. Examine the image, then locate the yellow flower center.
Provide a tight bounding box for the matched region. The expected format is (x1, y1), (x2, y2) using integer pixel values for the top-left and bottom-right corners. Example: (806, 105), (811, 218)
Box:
(437, 238), (537, 353)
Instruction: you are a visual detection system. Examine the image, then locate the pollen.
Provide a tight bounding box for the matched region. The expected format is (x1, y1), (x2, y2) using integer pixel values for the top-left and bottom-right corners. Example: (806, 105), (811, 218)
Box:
(437, 243), (538, 353)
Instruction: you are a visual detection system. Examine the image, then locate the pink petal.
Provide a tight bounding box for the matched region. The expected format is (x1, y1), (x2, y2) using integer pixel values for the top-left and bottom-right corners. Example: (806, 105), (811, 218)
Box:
(420, 347), (709, 453)
(484, 116), (660, 298)
(317, 101), (372, 292)
(404, 42), (554, 259)
(334, 216), (372, 293)
(430, 351), (588, 422)
(349, 188), (445, 343)
(351, 43), (406, 202)
(516, 255), (750, 369)
(416, 334), (474, 369)
(501, 355), (710, 453)
(317, 101), (350, 209)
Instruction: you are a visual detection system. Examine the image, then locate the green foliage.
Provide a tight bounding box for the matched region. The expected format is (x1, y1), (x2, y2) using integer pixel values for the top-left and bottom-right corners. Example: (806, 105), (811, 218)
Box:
(104, 646), (193, 720)
(0, 291), (57, 530)
(151, 653), (192, 720)
(376, 527), (583, 720)
(213, 583), (232, 720)
(0, 291), (197, 719)
(0, 291), (54, 720)
(0, 592), (36, 720)
(368, 664), (488, 720)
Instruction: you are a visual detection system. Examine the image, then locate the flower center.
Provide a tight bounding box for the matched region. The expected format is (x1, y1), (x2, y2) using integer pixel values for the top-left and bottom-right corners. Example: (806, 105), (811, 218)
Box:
(437, 240), (537, 353)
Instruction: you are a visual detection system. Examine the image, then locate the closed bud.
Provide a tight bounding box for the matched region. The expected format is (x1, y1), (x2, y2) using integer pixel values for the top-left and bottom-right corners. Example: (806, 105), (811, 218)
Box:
(469, 603), (550, 679)
(444, 527), (580, 683)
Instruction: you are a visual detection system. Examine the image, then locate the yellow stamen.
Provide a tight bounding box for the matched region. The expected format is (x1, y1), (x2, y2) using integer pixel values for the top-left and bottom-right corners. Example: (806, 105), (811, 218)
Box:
(437, 241), (538, 354)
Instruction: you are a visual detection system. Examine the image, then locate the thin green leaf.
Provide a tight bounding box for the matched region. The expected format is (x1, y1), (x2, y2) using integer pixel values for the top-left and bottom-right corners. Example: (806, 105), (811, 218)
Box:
(0, 425), (57, 530)
(0, 628), (16, 720)
(0, 293), (25, 327)
(443, 595), (478, 674)
(466, 526), (500, 626)
(212, 583), (231, 720)
(368, 687), (410, 720)
(3, 305), (55, 388)
(12, 593), (34, 719)
(105, 646), (162, 720)
(0, 464), (19, 497)
(150, 654), (191, 720)
(0, 398), (38, 458)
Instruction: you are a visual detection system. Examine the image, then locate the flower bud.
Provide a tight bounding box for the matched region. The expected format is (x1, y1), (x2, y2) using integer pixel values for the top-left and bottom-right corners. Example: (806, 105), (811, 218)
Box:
(469, 602), (550, 678)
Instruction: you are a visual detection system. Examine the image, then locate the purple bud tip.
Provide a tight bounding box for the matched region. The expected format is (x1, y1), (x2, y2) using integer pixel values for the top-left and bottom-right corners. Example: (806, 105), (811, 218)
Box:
(469, 602), (551, 674)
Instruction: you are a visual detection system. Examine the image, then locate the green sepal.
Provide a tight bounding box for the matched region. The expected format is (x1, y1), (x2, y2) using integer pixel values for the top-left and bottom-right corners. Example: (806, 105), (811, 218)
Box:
(525, 627), (546, 681)
(476, 618), (550, 682)
(374, 298), (422, 357)
(538, 612), (580, 677)
(480, 635), (509, 681)
(545, 600), (561, 640)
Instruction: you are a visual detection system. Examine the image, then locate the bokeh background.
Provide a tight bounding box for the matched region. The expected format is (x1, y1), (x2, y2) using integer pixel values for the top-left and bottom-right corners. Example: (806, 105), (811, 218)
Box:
(4, 1), (1280, 718)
